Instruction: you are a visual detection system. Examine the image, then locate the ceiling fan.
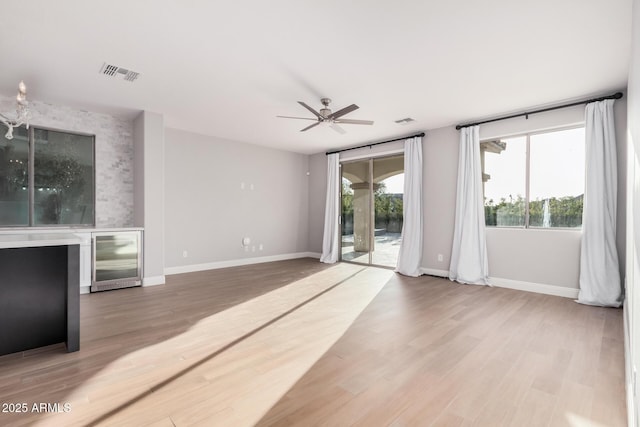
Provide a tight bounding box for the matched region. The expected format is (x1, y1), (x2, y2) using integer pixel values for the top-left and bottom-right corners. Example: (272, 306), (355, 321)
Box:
(277, 98), (374, 134)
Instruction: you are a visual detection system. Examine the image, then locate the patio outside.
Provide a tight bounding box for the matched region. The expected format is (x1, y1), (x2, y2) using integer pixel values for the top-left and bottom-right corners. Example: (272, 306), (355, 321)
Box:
(341, 231), (402, 267)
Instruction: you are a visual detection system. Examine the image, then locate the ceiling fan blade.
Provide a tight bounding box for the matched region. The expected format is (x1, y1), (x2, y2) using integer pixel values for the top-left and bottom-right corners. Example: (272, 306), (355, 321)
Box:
(298, 101), (323, 119)
(277, 115), (318, 121)
(334, 119), (374, 125)
(328, 104), (359, 120)
(300, 122), (321, 132)
(330, 123), (347, 134)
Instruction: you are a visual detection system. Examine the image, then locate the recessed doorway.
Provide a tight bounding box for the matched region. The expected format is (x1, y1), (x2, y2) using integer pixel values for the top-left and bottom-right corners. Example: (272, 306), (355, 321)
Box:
(340, 154), (404, 268)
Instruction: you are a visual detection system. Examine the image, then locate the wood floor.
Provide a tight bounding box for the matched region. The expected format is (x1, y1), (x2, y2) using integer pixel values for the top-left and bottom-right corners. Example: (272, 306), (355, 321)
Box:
(0, 258), (626, 426)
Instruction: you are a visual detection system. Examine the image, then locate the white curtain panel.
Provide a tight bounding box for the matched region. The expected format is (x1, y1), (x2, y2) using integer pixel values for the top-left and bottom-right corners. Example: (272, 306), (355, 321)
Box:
(578, 99), (621, 307)
(320, 153), (340, 263)
(395, 136), (423, 277)
(449, 125), (489, 285)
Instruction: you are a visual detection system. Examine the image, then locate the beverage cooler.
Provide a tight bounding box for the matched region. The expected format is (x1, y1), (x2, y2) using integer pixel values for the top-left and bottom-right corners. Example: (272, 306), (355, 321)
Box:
(91, 231), (142, 292)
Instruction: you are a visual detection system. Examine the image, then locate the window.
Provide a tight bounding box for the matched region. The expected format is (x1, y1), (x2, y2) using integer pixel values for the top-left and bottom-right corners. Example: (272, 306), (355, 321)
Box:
(0, 126), (94, 227)
(0, 127), (29, 226)
(482, 126), (585, 228)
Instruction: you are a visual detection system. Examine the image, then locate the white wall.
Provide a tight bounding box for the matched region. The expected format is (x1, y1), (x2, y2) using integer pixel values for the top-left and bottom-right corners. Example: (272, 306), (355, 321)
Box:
(163, 129), (310, 271)
(625, 0), (640, 424)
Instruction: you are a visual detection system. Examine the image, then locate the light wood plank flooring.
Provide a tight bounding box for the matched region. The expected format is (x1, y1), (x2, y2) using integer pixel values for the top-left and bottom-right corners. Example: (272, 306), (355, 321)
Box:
(0, 259), (625, 426)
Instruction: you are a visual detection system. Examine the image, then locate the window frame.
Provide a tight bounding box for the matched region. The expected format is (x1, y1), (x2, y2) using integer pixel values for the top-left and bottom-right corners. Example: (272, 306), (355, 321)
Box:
(482, 123), (585, 230)
(0, 125), (96, 228)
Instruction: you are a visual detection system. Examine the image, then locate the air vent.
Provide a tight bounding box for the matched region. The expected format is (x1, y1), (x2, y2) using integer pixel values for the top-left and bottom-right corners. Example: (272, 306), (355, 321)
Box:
(100, 63), (140, 82)
(395, 117), (415, 125)
(102, 64), (118, 77)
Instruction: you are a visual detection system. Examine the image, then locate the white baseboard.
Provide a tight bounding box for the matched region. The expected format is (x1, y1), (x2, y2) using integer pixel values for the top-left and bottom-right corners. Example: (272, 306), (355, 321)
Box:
(419, 268), (578, 299)
(81, 277), (165, 290)
(164, 252), (321, 276)
(420, 268), (449, 278)
(143, 275), (166, 286)
(489, 277), (579, 299)
(306, 252), (322, 259)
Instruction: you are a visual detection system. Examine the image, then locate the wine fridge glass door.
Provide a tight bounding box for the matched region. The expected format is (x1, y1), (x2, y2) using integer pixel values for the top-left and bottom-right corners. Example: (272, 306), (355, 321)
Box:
(93, 232), (141, 283)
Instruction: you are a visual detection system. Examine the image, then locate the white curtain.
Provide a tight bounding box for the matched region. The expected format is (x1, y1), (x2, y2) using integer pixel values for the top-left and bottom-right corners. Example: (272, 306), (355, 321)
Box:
(320, 153), (340, 263)
(395, 136), (423, 276)
(578, 99), (621, 307)
(449, 125), (489, 285)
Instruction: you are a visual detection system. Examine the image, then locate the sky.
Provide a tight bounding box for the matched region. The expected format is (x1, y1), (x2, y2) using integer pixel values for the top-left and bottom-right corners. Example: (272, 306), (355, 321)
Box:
(381, 173), (404, 194)
(483, 127), (585, 203)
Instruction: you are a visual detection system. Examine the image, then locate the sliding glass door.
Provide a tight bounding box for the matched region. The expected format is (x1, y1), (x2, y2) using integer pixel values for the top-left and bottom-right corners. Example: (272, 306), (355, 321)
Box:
(372, 156), (404, 267)
(340, 155), (404, 268)
(341, 159), (371, 265)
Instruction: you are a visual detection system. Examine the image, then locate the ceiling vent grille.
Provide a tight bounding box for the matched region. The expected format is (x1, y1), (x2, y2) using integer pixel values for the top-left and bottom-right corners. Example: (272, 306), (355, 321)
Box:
(394, 117), (415, 125)
(100, 63), (140, 82)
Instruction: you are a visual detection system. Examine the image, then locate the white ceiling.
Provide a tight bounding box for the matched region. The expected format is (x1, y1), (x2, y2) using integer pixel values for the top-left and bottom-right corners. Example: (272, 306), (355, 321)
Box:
(0, 0), (632, 154)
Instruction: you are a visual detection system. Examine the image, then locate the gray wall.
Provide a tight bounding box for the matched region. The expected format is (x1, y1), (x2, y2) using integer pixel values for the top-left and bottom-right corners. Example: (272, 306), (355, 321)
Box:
(625, 0), (640, 422)
(339, 141), (405, 161)
(422, 126), (458, 273)
(164, 128), (310, 268)
(308, 152), (327, 254)
(615, 97), (629, 285)
(133, 111), (165, 283)
(0, 96), (135, 228)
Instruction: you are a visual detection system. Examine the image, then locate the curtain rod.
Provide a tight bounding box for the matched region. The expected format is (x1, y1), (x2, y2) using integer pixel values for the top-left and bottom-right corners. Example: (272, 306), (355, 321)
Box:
(455, 92), (623, 130)
(325, 132), (425, 155)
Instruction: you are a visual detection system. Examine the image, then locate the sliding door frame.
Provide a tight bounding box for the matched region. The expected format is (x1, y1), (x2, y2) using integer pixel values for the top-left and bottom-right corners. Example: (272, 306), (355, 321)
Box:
(340, 158), (373, 266)
(339, 151), (404, 269)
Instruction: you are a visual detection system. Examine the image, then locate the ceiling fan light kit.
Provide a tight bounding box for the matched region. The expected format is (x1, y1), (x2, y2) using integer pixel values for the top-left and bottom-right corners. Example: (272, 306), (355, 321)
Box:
(0, 81), (31, 140)
(277, 98), (374, 133)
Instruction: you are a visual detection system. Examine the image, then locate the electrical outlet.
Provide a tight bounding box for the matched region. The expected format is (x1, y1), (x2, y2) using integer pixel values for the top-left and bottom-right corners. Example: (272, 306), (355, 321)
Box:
(437, 254), (443, 262)
(259, 244), (263, 251)
(183, 250), (188, 258)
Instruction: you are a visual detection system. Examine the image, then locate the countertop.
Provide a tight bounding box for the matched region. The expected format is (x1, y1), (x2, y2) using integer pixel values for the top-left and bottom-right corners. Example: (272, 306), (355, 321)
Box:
(0, 227), (143, 235)
(0, 233), (83, 249)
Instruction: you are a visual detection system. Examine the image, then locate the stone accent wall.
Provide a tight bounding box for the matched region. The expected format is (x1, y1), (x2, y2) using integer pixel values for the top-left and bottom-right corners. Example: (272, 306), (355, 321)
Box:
(0, 96), (135, 227)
